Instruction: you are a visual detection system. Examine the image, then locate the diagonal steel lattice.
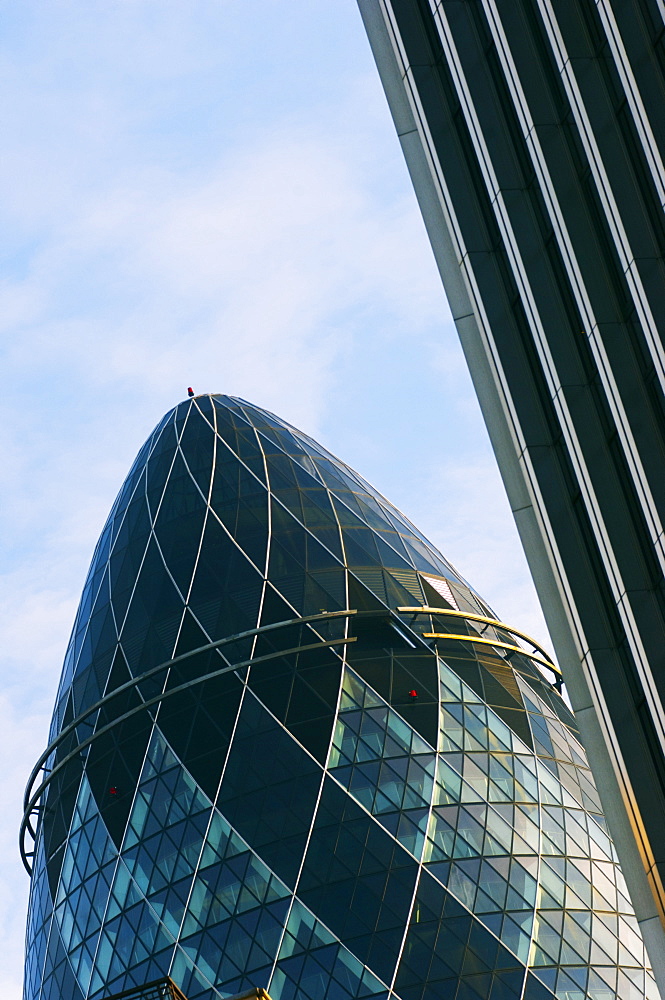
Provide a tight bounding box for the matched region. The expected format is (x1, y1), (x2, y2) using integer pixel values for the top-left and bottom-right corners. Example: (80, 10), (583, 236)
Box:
(22, 394), (658, 1000)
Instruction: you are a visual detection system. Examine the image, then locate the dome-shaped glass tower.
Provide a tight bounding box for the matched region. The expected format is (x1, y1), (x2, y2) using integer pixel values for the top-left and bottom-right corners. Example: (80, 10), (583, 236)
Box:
(22, 395), (657, 1000)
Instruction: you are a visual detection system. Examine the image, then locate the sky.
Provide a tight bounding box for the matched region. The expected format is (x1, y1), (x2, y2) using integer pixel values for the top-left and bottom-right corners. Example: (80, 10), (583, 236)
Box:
(0, 2), (553, 994)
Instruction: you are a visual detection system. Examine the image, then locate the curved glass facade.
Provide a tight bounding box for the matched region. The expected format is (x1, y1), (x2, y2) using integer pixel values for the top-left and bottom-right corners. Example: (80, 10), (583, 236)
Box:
(23, 395), (656, 1000)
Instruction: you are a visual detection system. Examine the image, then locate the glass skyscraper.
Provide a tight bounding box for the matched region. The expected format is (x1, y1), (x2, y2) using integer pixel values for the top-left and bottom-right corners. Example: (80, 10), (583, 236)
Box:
(22, 395), (656, 1000)
(357, 0), (665, 982)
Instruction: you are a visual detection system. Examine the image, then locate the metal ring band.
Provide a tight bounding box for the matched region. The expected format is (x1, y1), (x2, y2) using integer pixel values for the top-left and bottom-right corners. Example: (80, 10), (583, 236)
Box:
(422, 632), (560, 675)
(20, 631), (359, 875)
(20, 605), (561, 874)
(397, 606), (561, 679)
(24, 609), (359, 822)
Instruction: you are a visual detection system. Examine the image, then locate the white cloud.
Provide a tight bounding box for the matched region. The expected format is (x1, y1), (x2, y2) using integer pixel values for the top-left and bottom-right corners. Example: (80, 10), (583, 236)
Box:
(0, 69), (449, 1000)
(0, 2), (551, 994)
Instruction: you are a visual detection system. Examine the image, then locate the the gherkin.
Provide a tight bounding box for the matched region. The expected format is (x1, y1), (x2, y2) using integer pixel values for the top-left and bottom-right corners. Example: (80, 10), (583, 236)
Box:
(22, 395), (656, 1000)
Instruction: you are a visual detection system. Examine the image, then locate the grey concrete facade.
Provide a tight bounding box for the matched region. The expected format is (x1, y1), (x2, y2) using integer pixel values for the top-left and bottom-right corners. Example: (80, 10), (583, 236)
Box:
(358, 0), (665, 989)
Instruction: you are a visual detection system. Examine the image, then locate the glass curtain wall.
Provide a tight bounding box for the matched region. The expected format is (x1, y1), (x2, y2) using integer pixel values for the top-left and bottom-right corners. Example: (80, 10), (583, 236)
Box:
(23, 395), (656, 1000)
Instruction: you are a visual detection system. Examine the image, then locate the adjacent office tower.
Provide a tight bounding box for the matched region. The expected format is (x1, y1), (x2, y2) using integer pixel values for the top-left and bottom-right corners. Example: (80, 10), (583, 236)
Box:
(357, 0), (665, 985)
(23, 396), (655, 1000)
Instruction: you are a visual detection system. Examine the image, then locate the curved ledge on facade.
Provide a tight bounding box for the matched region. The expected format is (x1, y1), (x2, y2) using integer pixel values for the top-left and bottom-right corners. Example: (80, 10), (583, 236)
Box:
(397, 605), (562, 685)
(20, 604), (561, 876)
(20, 608), (373, 875)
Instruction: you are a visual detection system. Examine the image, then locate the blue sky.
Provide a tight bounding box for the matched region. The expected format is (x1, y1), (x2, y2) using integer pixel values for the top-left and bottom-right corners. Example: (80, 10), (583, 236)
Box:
(0, 2), (551, 993)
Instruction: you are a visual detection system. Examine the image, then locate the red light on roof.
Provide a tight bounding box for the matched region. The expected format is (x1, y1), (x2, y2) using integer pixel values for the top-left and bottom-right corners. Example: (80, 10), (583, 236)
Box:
(187, 387), (195, 397)
(109, 786), (119, 796)
(408, 689), (418, 700)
